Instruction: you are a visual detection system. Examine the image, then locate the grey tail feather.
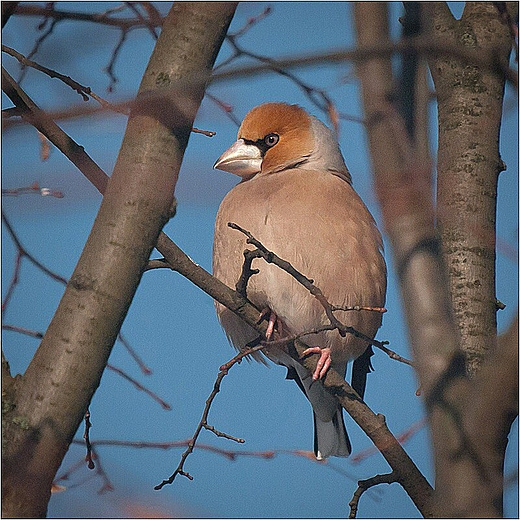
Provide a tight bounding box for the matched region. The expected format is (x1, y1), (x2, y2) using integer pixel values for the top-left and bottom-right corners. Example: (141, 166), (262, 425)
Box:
(313, 408), (351, 459)
(286, 364), (352, 459)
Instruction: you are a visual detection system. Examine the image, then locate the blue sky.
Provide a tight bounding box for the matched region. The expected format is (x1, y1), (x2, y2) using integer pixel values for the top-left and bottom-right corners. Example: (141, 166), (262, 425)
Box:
(2, 2), (518, 518)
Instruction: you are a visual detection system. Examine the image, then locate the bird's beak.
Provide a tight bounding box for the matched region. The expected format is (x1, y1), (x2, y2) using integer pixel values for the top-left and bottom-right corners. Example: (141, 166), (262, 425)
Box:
(213, 139), (262, 177)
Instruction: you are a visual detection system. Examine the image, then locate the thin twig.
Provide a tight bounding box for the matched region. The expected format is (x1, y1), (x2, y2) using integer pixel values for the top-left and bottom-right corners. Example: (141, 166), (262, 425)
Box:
(67, 438), (374, 487)
(2, 324), (166, 410)
(83, 409), (95, 469)
(350, 417), (427, 464)
(2, 324), (44, 339)
(116, 331), (152, 375)
(13, 3), (164, 29)
(229, 222), (384, 340)
(2, 250), (22, 311)
(3, 44), (127, 113)
(126, 2), (159, 40)
(106, 364), (172, 410)
(2, 181), (64, 198)
(191, 127), (216, 137)
(349, 472), (398, 518)
(229, 222), (413, 366)
(2, 209), (68, 285)
(18, 18), (57, 83)
(90, 446), (114, 494)
(154, 343), (265, 489)
(2, 62), (433, 509)
(205, 92), (241, 126)
(104, 28), (128, 92)
(230, 5), (272, 38)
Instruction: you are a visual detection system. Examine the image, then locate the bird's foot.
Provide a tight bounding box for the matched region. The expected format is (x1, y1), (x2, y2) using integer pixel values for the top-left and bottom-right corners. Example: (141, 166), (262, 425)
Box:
(302, 346), (332, 380)
(258, 308), (282, 341)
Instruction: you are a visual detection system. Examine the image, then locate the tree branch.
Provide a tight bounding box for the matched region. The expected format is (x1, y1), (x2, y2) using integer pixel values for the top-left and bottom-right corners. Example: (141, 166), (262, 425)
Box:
(349, 471), (398, 518)
(1, 4), (237, 517)
(3, 10), (435, 515)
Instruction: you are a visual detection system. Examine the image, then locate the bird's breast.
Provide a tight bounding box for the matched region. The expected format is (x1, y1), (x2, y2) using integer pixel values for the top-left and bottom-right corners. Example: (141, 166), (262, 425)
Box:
(213, 169), (386, 366)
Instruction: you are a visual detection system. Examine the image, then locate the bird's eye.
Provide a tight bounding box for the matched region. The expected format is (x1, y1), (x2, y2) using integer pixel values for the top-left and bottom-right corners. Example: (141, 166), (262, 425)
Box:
(263, 133), (279, 148)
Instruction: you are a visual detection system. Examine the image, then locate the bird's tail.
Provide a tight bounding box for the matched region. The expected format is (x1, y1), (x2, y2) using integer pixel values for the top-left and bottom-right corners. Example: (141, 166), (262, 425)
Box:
(281, 353), (351, 459)
(313, 408), (351, 460)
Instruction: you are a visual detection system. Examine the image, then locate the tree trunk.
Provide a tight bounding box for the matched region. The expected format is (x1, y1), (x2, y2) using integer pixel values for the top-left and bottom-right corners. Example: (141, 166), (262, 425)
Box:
(1, 3), (236, 517)
(427, 2), (515, 516)
(430, 2), (514, 375)
(354, 1), (516, 517)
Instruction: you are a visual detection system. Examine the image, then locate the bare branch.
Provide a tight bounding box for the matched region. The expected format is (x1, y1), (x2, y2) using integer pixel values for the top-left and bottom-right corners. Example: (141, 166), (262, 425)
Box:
(154, 342), (264, 489)
(228, 221), (387, 348)
(2, 29), (433, 516)
(83, 410), (95, 470)
(349, 472), (398, 518)
(66, 438), (367, 485)
(2, 181), (63, 198)
(13, 3), (164, 30)
(2, 209), (68, 286)
(126, 2), (159, 40)
(104, 28), (128, 92)
(106, 364), (171, 410)
(116, 332), (152, 375)
(18, 18), (57, 83)
(2, 325), (44, 339)
(2, 44), (126, 112)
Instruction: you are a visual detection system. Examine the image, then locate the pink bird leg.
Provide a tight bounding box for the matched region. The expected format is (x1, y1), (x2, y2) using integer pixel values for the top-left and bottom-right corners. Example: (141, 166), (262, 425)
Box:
(258, 308), (280, 341)
(302, 347), (332, 380)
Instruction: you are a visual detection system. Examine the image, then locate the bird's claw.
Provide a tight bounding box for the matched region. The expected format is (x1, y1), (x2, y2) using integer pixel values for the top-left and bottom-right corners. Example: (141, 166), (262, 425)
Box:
(302, 347), (332, 380)
(258, 308), (282, 341)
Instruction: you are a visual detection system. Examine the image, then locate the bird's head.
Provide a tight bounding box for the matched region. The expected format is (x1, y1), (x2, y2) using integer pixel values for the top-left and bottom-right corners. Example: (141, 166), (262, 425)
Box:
(213, 102), (351, 183)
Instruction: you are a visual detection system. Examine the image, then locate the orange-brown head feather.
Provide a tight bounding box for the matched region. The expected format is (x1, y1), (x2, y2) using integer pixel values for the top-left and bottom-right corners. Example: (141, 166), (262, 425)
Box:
(238, 103), (314, 174)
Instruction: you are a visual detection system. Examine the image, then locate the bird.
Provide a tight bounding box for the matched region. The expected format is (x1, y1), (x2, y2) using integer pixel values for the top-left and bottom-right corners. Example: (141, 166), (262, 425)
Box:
(212, 102), (386, 459)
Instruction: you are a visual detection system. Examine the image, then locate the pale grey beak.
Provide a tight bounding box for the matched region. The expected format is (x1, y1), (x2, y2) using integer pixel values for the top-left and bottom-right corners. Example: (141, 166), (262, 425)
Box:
(213, 139), (262, 177)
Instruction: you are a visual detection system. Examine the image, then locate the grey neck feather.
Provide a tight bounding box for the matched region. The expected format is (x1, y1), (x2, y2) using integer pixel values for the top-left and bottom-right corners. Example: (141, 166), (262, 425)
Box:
(304, 117), (353, 185)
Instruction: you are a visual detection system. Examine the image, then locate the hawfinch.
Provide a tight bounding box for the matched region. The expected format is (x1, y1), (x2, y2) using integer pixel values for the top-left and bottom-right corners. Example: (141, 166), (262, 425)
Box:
(213, 103), (386, 459)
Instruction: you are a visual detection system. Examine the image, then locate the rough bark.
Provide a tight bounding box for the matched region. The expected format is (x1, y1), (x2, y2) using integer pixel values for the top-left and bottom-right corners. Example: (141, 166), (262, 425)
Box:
(353, 2), (461, 517)
(353, 1), (461, 400)
(354, 1), (516, 517)
(1, 3), (236, 517)
(352, 3), (460, 516)
(426, 3), (516, 516)
(429, 2), (514, 375)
